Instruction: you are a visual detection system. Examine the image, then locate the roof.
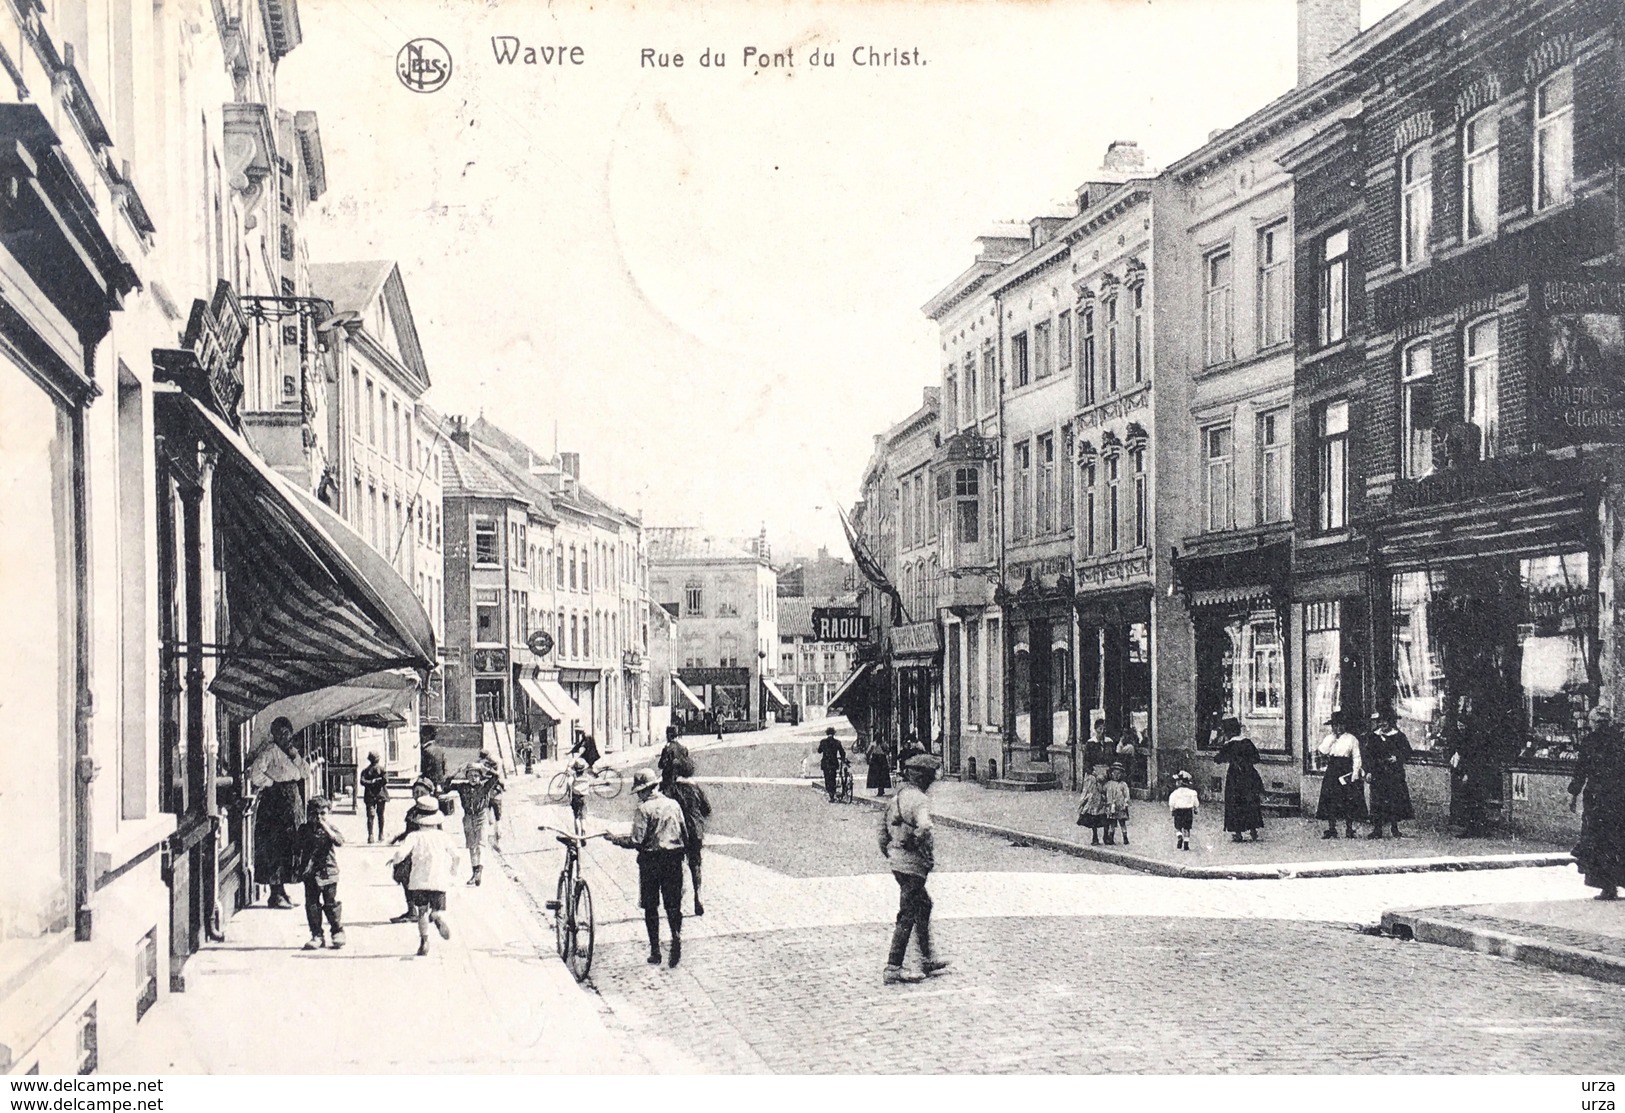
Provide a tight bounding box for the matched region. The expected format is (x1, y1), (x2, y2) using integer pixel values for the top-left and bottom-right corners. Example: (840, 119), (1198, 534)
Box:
(441, 437), (525, 502)
(776, 595), (858, 639)
(466, 440), (559, 525)
(468, 416), (637, 527)
(310, 260), (393, 316)
(647, 527), (761, 565)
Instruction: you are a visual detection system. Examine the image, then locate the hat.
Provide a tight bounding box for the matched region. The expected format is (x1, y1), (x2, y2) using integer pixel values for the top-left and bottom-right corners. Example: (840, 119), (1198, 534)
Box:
(903, 753), (941, 773)
(825, 727), (837, 736)
(631, 768), (660, 795)
(1175, 770), (1193, 784)
(413, 794), (439, 813)
(1326, 709), (1349, 727)
(1219, 715), (1241, 734)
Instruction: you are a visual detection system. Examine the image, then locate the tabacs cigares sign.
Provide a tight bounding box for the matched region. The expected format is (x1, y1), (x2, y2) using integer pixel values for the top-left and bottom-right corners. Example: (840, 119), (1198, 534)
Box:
(1537, 277), (1625, 445)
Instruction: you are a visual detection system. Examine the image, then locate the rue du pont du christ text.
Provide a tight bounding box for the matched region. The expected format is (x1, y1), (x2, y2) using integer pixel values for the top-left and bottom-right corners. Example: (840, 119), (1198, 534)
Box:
(488, 37), (927, 69)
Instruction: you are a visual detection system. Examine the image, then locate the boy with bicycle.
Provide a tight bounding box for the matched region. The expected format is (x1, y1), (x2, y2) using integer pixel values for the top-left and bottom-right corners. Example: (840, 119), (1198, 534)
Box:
(609, 769), (688, 968)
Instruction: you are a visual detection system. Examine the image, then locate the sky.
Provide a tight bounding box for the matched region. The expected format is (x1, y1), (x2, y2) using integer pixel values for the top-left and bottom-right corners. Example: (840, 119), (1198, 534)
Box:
(281, 0), (1408, 557)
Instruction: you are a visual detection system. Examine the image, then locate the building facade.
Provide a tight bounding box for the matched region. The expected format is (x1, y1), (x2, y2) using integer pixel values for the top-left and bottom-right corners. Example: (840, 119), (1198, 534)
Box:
(777, 597), (861, 719)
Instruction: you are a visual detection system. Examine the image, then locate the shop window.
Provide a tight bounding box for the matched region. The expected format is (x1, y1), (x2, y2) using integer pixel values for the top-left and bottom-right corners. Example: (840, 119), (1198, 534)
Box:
(1318, 401), (1349, 531)
(474, 589), (502, 645)
(473, 520), (499, 565)
(1318, 230), (1349, 347)
(1462, 107), (1499, 241)
(1246, 617), (1283, 714)
(1464, 316), (1500, 458)
(1256, 221), (1289, 349)
(1257, 410), (1289, 524)
(1303, 601), (1343, 760)
(1203, 424), (1233, 531)
(1402, 341), (1436, 478)
(1534, 67), (1573, 212)
(474, 679), (505, 722)
(1400, 141), (1432, 268)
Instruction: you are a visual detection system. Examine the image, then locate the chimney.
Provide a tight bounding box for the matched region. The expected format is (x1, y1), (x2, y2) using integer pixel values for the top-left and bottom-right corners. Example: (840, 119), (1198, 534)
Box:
(560, 452), (580, 480)
(1298, 0), (1360, 87)
(447, 415), (471, 451)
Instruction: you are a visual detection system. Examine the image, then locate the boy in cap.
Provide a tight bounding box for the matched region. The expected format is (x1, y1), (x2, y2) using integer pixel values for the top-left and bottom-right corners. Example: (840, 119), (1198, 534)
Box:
(878, 753), (950, 985)
(610, 768), (688, 967)
(293, 796), (345, 949)
(1168, 771), (1199, 852)
(388, 800), (463, 956)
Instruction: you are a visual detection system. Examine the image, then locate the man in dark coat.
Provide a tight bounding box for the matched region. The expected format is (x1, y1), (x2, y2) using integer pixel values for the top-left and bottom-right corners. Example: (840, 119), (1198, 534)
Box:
(1363, 710), (1415, 838)
(1571, 706), (1625, 900)
(1213, 716), (1263, 841)
(659, 725), (695, 791)
(817, 728), (847, 803)
(418, 731), (446, 792)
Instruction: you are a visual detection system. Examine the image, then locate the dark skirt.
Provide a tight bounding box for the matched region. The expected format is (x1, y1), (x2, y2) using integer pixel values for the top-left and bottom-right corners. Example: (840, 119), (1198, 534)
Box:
(1368, 767), (1414, 823)
(408, 889), (448, 912)
(1223, 768), (1265, 833)
(1574, 788), (1625, 891)
(867, 754), (892, 790)
(1315, 755), (1369, 821)
(253, 780), (305, 885)
(1172, 808), (1195, 832)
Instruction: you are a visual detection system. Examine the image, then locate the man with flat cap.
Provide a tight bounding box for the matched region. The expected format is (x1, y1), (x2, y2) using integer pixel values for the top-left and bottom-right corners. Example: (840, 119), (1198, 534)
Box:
(878, 753), (951, 985)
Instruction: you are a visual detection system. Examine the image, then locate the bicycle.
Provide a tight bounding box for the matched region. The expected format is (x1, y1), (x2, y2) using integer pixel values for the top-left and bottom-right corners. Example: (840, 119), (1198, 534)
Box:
(835, 759), (854, 804)
(539, 824), (610, 981)
(546, 765), (625, 803)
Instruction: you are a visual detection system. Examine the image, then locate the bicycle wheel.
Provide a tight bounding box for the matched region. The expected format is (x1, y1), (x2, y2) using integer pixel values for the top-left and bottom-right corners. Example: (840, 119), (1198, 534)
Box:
(591, 766), (624, 800)
(553, 870), (572, 960)
(838, 767), (853, 804)
(547, 771), (570, 804)
(566, 880), (595, 981)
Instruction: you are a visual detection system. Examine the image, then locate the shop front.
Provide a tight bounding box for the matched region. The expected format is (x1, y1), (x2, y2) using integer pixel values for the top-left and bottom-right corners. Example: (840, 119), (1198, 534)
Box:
(517, 667), (585, 760)
(998, 559), (1075, 786)
(888, 622), (941, 749)
(1075, 585), (1153, 791)
(1371, 460), (1601, 837)
(678, 666), (753, 731)
(559, 666), (602, 745)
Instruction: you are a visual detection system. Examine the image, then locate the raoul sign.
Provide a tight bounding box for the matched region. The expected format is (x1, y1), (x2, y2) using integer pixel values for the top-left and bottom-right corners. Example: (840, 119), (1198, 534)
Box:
(812, 608), (870, 642)
(1536, 278), (1625, 445)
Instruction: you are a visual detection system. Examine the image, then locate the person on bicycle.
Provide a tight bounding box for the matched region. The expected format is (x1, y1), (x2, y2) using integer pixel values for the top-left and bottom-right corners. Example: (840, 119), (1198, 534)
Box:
(609, 769), (687, 968)
(878, 753), (950, 985)
(817, 727), (847, 803)
(570, 730), (601, 773)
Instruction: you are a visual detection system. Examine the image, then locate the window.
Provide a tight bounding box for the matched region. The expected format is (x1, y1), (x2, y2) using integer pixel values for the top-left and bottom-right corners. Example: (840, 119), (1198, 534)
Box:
(1246, 617), (1283, 713)
(1462, 108), (1499, 240)
(1105, 296), (1120, 393)
(1319, 400), (1350, 530)
(1012, 440), (1032, 539)
(717, 591), (740, 618)
(1204, 249), (1233, 364)
(966, 620), (982, 725)
(1258, 409), (1289, 524)
(1464, 316), (1500, 459)
(1402, 341), (1435, 478)
(1033, 319), (1052, 380)
(1131, 446), (1147, 548)
(1257, 222), (1289, 349)
(1203, 425), (1233, 531)
(570, 615), (579, 657)
(954, 467), (980, 545)
(568, 546), (578, 590)
(365, 380), (376, 444)
(684, 583), (703, 616)
(1318, 230), (1349, 347)
(512, 592), (528, 642)
(1534, 68), (1574, 211)
(473, 520), (499, 565)
(1078, 304), (1096, 406)
(556, 547), (565, 584)
(915, 474), (927, 546)
(985, 617), (1002, 725)
(981, 346), (997, 410)
(1082, 459), (1097, 557)
(1036, 433), (1055, 534)
(1011, 332), (1030, 389)
(924, 472), (936, 542)
(1057, 309), (1073, 370)
(963, 352), (978, 423)
(474, 589), (502, 644)
(1130, 285), (1146, 383)
(582, 616), (590, 657)
(1105, 452), (1121, 552)
(899, 483), (912, 550)
(1401, 141), (1432, 267)
(1061, 424), (1075, 531)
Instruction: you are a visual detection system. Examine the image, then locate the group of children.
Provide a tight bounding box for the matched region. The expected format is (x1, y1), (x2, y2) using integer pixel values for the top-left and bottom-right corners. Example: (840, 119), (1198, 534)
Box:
(1077, 763), (1204, 851)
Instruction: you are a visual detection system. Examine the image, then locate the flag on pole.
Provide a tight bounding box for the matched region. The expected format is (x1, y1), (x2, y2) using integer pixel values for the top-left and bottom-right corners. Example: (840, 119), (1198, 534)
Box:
(837, 505), (907, 624)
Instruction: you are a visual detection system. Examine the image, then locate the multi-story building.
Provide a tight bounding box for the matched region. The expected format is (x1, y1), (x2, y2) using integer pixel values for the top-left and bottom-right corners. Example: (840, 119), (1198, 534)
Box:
(777, 596), (862, 718)
(649, 528), (781, 730)
(776, 547), (855, 599)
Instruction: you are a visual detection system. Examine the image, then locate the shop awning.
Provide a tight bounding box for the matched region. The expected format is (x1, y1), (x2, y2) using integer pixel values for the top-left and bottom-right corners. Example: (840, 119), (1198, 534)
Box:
(1373, 488), (1595, 567)
(159, 391), (437, 717)
(1172, 536), (1292, 607)
(1074, 586), (1153, 626)
(827, 664), (873, 713)
(672, 677), (708, 712)
(762, 677), (791, 709)
(519, 676), (584, 723)
(249, 669), (420, 744)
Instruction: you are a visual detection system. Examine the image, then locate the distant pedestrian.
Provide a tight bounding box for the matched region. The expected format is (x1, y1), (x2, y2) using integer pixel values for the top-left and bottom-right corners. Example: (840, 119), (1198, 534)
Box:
(418, 730), (446, 792)
(817, 727), (846, 803)
(1168, 771), (1199, 852)
(451, 752), (504, 886)
(1214, 716), (1263, 842)
(388, 795), (441, 923)
(1104, 762), (1131, 845)
(1315, 710), (1367, 839)
(1075, 764), (1109, 845)
(1085, 720), (1114, 773)
(388, 804), (462, 956)
(1363, 710), (1414, 839)
(878, 754), (949, 985)
(610, 769), (688, 967)
(866, 737), (893, 797)
(293, 796), (345, 950)
(659, 725), (695, 791)
(360, 752), (389, 844)
(897, 734), (925, 778)
(1571, 706), (1625, 901)
(665, 775), (713, 916)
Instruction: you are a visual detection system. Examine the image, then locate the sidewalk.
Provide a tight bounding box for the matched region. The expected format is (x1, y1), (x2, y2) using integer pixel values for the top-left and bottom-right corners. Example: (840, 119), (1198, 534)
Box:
(835, 777), (1574, 880)
(1381, 899), (1625, 986)
(104, 796), (658, 1074)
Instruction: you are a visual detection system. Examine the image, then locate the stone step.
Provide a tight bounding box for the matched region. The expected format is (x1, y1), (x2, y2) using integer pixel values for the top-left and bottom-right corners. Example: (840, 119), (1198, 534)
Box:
(985, 777), (1064, 792)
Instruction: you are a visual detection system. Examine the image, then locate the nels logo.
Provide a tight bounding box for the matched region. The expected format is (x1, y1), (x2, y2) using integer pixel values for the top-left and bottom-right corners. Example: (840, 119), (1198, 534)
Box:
(397, 38), (452, 93)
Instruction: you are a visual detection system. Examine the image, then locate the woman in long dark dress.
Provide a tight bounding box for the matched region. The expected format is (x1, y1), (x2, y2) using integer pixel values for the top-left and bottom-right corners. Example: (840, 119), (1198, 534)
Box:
(1570, 707), (1625, 900)
(1362, 710), (1414, 838)
(247, 717), (312, 908)
(866, 736), (893, 797)
(1213, 716), (1263, 842)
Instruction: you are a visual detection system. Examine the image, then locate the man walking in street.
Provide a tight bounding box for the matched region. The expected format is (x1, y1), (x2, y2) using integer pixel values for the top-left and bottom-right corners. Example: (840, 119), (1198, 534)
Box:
(878, 753), (949, 985)
(659, 724), (695, 791)
(610, 769), (688, 968)
(817, 727), (846, 803)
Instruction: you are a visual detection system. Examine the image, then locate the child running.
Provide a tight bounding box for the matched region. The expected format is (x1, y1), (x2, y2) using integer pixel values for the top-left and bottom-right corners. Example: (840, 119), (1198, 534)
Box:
(1168, 771), (1200, 851)
(388, 803), (463, 956)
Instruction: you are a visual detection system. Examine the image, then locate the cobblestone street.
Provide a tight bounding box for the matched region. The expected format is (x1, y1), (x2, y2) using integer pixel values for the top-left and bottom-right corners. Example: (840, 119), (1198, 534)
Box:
(497, 728), (1625, 1073)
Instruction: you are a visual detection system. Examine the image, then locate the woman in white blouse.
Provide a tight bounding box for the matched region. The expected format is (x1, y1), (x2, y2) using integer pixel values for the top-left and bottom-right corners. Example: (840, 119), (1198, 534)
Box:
(1315, 710), (1369, 839)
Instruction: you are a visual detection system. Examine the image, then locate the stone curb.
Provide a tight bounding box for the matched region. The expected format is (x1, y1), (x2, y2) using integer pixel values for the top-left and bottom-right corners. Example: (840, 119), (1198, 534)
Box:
(824, 784), (1574, 881)
(1380, 910), (1625, 986)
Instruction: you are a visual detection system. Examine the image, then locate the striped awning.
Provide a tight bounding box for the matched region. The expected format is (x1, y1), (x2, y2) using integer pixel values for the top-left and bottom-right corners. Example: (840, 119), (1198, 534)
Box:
(162, 392), (437, 718)
(762, 677), (791, 710)
(672, 677), (707, 712)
